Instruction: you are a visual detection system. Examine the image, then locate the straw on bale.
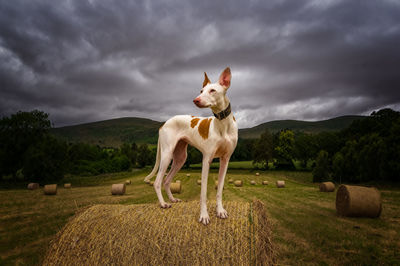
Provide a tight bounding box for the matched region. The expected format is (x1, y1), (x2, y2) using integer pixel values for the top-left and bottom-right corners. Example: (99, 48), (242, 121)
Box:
(250, 180), (256, 185)
(255, 172), (260, 176)
(125, 180), (131, 185)
(228, 178), (234, 184)
(43, 200), (275, 265)
(111, 184), (126, 195)
(197, 179), (201, 185)
(262, 181), (269, 185)
(64, 183), (71, 189)
(276, 181), (285, 188)
(170, 182), (181, 194)
(319, 182), (335, 192)
(28, 183), (39, 190)
(44, 184), (57, 195)
(336, 185), (382, 218)
(234, 180), (243, 187)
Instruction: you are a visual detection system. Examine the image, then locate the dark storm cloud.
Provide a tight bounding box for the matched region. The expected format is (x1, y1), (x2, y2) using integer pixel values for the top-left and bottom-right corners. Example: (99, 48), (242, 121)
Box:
(1, 0), (400, 128)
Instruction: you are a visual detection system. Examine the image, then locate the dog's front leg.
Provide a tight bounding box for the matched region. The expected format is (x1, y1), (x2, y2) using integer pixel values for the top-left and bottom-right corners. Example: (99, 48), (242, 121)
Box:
(199, 155), (212, 225)
(216, 156), (229, 219)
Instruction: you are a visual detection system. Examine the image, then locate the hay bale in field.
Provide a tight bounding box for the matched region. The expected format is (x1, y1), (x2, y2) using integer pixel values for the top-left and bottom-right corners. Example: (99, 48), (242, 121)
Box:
(234, 180), (243, 187)
(125, 180), (131, 185)
(214, 181), (224, 190)
(255, 172), (260, 176)
(262, 181), (269, 185)
(43, 200), (275, 265)
(336, 185), (382, 218)
(276, 181), (285, 188)
(149, 181), (154, 186)
(111, 184), (126, 195)
(44, 184), (57, 195)
(250, 180), (256, 185)
(197, 179), (201, 185)
(319, 182), (335, 192)
(228, 178), (234, 184)
(186, 174), (191, 177)
(27, 183), (39, 190)
(170, 182), (181, 194)
(64, 183), (71, 189)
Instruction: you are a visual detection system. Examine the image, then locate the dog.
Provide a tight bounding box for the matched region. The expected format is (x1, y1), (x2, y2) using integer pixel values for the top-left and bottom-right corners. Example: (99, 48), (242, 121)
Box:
(144, 67), (238, 225)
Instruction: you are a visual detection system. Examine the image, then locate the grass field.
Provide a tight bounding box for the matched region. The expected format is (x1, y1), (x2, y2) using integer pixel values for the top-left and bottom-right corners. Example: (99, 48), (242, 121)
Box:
(1, 169), (399, 265)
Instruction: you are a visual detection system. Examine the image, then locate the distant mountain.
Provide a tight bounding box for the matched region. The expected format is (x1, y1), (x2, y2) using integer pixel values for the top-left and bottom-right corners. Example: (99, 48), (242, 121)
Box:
(51, 115), (366, 147)
(238, 115), (365, 139)
(51, 117), (163, 147)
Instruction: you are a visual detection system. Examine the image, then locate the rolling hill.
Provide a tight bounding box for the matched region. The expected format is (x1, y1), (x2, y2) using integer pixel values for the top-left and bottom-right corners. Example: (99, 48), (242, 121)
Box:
(51, 115), (365, 147)
(238, 115), (365, 139)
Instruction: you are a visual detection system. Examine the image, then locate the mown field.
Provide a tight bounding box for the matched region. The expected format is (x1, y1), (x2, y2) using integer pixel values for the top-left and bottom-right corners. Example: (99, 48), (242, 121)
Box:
(1, 169), (399, 265)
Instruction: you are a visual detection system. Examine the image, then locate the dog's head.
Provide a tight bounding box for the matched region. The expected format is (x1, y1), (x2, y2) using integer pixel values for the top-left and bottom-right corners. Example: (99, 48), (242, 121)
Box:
(193, 67), (231, 109)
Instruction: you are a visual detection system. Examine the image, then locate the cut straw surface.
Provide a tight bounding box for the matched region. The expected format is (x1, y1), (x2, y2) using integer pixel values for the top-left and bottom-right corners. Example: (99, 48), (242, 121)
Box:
(43, 200), (274, 265)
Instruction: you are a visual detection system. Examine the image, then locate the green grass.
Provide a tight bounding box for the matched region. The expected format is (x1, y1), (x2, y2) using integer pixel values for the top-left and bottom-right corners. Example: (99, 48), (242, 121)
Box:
(1, 169), (399, 265)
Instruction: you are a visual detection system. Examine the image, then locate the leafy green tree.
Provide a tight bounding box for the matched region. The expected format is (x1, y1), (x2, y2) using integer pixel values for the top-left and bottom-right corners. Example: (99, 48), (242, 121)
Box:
(332, 152), (345, 184)
(274, 129), (295, 170)
(137, 143), (152, 168)
(253, 129), (273, 169)
(120, 143), (138, 167)
(312, 150), (330, 182)
(294, 133), (317, 168)
(0, 110), (51, 180)
(23, 136), (67, 182)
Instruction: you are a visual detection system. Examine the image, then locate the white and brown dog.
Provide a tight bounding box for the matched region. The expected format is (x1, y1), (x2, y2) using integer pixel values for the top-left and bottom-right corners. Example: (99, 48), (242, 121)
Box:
(144, 67), (238, 225)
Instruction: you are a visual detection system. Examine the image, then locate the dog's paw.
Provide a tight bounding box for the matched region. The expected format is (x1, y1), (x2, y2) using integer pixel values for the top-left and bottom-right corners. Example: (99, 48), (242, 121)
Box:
(199, 213), (210, 225)
(170, 198), (182, 203)
(160, 202), (172, 208)
(216, 208), (228, 219)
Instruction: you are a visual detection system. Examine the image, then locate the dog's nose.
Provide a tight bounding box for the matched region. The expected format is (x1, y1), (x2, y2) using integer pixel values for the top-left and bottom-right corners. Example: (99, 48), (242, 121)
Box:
(193, 98), (200, 105)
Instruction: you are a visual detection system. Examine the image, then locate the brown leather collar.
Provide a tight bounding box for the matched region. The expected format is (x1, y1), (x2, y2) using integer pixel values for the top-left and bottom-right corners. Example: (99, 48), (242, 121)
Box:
(213, 103), (231, 120)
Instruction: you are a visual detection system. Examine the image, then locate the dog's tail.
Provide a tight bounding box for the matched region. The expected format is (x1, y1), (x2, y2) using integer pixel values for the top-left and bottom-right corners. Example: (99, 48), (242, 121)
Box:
(143, 138), (161, 183)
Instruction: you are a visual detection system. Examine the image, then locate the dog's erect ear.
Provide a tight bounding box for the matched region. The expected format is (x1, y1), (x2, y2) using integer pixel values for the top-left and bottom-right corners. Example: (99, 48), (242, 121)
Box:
(203, 72), (211, 88)
(219, 67), (231, 89)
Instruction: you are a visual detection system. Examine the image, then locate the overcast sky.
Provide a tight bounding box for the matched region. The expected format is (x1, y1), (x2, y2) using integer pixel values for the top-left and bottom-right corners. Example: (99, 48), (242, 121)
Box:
(1, 0), (400, 128)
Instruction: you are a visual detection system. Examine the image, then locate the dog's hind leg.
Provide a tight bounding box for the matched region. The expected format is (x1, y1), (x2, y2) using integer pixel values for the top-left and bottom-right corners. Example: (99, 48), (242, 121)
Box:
(153, 147), (173, 208)
(164, 139), (188, 203)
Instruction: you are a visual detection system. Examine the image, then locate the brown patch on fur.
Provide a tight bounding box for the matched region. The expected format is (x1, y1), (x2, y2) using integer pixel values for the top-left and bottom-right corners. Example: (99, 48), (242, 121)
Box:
(233, 116), (236, 122)
(159, 123), (164, 130)
(203, 72), (211, 88)
(190, 118), (200, 128)
(198, 118), (212, 139)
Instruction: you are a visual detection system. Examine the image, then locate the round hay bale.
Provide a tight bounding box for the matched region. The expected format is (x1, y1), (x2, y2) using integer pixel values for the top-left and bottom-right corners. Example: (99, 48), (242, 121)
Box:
(228, 178), (234, 184)
(197, 179), (201, 185)
(262, 181), (269, 185)
(27, 183), (39, 190)
(64, 183), (72, 189)
(111, 184), (126, 195)
(125, 180), (131, 185)
(43, 200), (275, 265)
(214, 181), (224, 190)
(255, 172), (260, 176)
(319, 182), (335, 192)
(250, 180), (256, 185)
(170, 182), (181, 194)
(149, 181), (154, 186)
(186, 174), (191, 177)
(234, 180), (243, 187)
(44, 184), (57, 195)
(336, 185), (382, 218)
(276, 181), (285, 188)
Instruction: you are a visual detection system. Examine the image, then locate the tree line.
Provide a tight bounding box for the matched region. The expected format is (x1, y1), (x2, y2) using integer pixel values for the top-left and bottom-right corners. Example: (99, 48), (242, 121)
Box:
(1, 108), (399, 184)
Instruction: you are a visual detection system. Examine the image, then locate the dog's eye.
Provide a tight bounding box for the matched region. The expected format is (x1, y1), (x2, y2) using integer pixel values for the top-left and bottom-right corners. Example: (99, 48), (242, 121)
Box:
(200, 89), (203, 93)
(210, 89), (216, 93)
